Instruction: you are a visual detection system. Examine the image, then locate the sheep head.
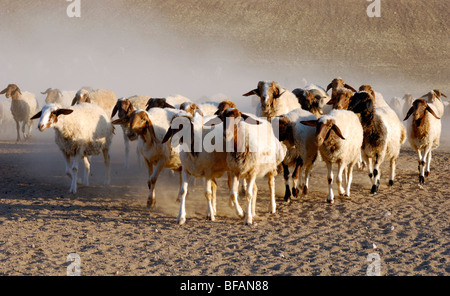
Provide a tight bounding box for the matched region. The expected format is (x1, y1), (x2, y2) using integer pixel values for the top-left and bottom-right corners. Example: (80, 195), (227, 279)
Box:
(145, 98), (175, 111)
(112, 110), (156, 141)
(301, 119), (345, 147)
(347, 91), (375, 122)
(0, 84), (22, 100)
(30, 104), (74, 132)
(180, 102), (203, 117)
(327, 88), (353, 110)
(215, 100), (237, 116)
(111, 98), (135, 120)
(404, 98), (440, 122)
(326, 78), (357, 96)
(72, 89), (91, 106)
(42, 88), (64, 104)
(243, 81), (285, 114)
(433, 89), (447, 98)
(359, 85), (376, 100)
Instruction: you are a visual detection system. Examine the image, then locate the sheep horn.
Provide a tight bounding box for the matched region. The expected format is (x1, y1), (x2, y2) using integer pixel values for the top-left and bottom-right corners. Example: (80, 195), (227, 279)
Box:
(41, 88), (52, 95)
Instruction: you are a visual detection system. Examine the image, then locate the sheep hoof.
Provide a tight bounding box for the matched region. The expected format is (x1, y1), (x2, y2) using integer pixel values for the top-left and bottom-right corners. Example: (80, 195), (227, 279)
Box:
(292, 187), (299, 198)
(147, 198), (156, 209)
(425, 171), (429, 177)
(327, 198), (334, 204)
(419, 176), (425, 184)
(177, 217), (186, 225)
(370, 185), (378, 194)
(389, 180), (394, 186)
(302, 186), (308, 196)
(284, 185), (292, 202)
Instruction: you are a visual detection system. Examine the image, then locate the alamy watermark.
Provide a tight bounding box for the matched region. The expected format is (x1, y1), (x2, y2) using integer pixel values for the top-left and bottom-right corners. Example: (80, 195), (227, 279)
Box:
(366, 253), (382, 276)
(366, 0), (381, 18)
(66, 0), (81, 18)
(67, 253), (81, 276)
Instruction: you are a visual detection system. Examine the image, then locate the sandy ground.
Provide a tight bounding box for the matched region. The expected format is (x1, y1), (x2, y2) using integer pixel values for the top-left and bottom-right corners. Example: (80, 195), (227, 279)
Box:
(0, 0), (449, 277)
(0, 129), (448, 276)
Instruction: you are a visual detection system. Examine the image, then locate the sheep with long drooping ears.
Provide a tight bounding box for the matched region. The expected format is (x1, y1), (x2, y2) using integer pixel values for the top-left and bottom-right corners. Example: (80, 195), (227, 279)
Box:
(1, 84), (38, 142)
(419, 90), (447, 118)
(404, 98), (441, 184)
(111, 95), (151, 168)
(243, 81), (301, 119)
(204, 108), (287, 225)
(31, 103), (113, 194)
(162, 113), (230, 224)
(301, 109), (364, 203)
(348, 92), (406, 194)
(112, 107), (187, 209)
(41, 88), (76, 107)
(272, 108), (319, 202)
(71, 88), (117, 115)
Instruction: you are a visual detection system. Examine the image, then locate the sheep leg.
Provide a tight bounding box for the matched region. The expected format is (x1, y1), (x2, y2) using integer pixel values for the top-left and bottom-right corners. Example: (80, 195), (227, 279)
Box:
(282, 163), (292, 202)
(268, 171), (276, 214)
(326, 162), (334, 204)
(123, 131), (130, 169)
(425, 150), (432, 177)
(14, 119), (21, 142)
(229, 173), (244, 219)
(371, 155), (383, 194)
(345, 162), (355, 197)
(244, 176), (257, 225)
(147, 160), (164, 209)
(336, 162), (346, 196)
(177, 170), (189, 225)
(389, 157), (397, 186)
(419, 148), (431, 184)
(303, 164), (314, 196)
(292, 157), (303, 197)
(63, 152), (72, 179)
(252, 183), (258, 218)
(82, 156), (91, 186)
(69, 153), (82, 194)
(212, 179), (217, 217)
(205, 178), (215, 221)
(102, 148), (111, 186)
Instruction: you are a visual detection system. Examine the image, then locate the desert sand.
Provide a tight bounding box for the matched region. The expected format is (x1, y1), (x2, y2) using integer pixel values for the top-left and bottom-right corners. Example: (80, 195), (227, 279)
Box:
(0, 0), (449, 277)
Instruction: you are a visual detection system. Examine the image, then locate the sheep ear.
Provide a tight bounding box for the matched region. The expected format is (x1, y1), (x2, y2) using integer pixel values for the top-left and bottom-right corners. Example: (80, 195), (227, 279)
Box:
(241, 113), (262, 125)
(327, 97), (337, 105)
(112, 118), (128, 125)
(426, 106), (440, 120)
(71, 96), (78, 106)
(344, 84), (357, 93)
(55, 109), (74, 117)
(111, 104), (119, 119)
(30, 111), (42, 120)
(403, 106), (414, 121)
(162, 127), (174, 144)
(300, 120), (318, 127)
(332, 124), (346, 140)
(243, 89), (259, 97)
(204, 116), (223, 126)
(146, 119), (158, 143)
(441, 92), (447, 98)
(326, 83), (332, 93)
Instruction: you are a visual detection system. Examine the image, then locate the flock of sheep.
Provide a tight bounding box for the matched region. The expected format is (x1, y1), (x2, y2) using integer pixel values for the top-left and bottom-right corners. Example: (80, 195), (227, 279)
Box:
(0, 79), (447, 225)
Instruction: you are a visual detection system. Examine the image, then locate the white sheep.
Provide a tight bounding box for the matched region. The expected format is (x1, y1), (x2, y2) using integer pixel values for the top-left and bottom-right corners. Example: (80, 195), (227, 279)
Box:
(301, 109), (364, 203)
(0, 84), (38, 142)
(162, 113), (229, 224)
(205, 108), (287, 225)
(31, 103), (114, 194)
(404, 98), (441, 184)
(272, 108), (318, 202)
(242, 81), (301, 119)
(112, 107), (187, 209)
(111, 95), (151, 168)
(41, 88), (76, 107)
(165, 94), (192, 109)
(71, 88), (117, 114)
(420, 90), (447, 118)
(179, 101), (219, 117)
(389, 94), (415, 121)
(348, 91), (406, 194)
